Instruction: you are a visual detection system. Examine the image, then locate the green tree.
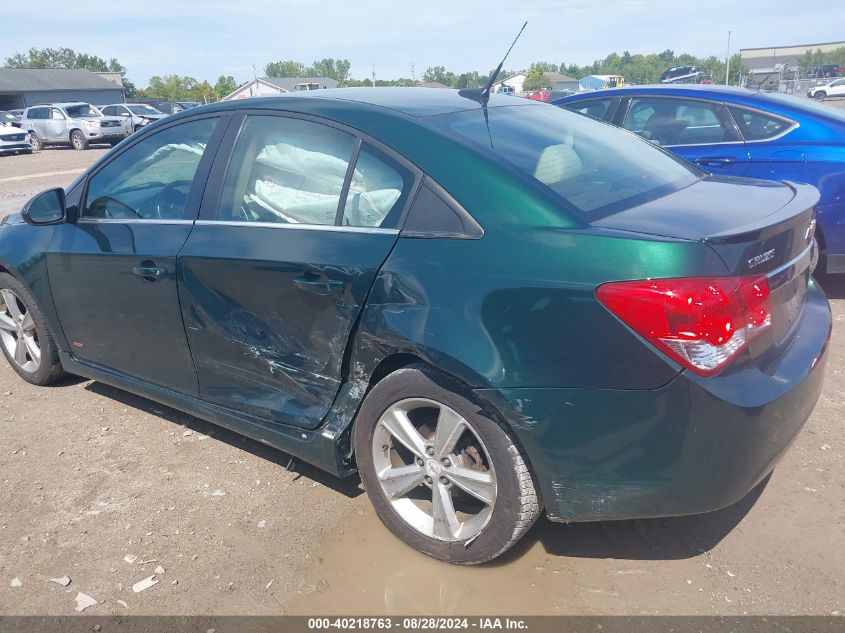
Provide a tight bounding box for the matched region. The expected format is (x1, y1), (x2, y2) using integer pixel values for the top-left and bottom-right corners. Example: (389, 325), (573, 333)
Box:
(308, 58), (351, 85)
(4, 46), (135, 96)
(214, 75), (238, 99)
(138, 75), (199, 101)
(263, 60), (307, 77)
(522, 67), (547, 91)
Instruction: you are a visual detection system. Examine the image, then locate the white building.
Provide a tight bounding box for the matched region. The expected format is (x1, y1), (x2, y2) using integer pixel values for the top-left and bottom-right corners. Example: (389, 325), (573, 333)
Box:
(491, 71), (579, 94)
(222, 76), (338, 101)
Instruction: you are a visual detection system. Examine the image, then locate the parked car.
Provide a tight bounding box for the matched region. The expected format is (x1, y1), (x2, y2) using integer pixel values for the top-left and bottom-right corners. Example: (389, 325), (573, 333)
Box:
(1, 89), (829, 564)
(808, 77), (845, 101)
(0, 125), (31, 155)
(0, 110), (22, 128)
(661, 65), (702, 82)
(20, 102), (131, 151)
(151, 101), (202, 115)
(100, 103), (167, 132)
(554, 84), (845, 274)
(809, 64), (841, 79)
(495, 85), (515, 95)
(8, 109), (25, 121)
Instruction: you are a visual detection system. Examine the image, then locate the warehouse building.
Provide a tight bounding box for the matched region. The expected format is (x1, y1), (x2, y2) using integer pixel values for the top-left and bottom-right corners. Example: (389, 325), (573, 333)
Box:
(740, 41), (845, 73)
(0, 68), (125, 110)
(222, 76), (338, 101)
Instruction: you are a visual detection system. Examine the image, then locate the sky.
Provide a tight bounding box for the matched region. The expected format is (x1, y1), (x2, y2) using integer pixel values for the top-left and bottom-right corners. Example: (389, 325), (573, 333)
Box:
(4, 0), (845, 87)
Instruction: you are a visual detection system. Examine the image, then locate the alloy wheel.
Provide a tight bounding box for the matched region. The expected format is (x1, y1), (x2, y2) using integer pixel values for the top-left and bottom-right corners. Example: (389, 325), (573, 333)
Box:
(371, 398), (497, 542)
(0, 288), (40, 373)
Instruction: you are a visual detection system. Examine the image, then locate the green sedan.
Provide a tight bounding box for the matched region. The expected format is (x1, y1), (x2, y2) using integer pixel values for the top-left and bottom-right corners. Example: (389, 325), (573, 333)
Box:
(0, 88), (831, 564)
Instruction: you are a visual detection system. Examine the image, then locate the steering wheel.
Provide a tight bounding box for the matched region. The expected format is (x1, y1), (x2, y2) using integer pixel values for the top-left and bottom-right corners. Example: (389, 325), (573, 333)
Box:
(88, 196), (143, 219)
(154, 180), (192, 219)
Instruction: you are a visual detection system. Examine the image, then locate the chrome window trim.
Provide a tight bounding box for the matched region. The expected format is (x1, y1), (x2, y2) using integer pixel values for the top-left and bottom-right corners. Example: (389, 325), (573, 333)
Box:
(723, 103), (800, 144)
(76, 218), (195, 226)
(193, 219), (399, 235)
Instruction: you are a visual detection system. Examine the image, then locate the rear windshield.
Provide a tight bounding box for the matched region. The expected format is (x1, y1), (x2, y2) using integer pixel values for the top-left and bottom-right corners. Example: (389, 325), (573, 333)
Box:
(427, 104), (701, 218)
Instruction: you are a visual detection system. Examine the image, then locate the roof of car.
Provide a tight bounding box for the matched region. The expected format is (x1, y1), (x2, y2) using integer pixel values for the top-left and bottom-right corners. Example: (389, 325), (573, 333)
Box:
(220, 87), (541, 118)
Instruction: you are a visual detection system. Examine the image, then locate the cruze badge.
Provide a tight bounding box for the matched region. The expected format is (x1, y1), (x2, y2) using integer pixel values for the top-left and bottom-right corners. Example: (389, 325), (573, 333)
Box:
(748, 249), (776, 269)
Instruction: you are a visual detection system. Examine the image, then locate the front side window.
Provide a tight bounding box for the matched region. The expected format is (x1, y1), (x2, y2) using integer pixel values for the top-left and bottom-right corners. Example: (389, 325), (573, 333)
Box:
(428, 103), (700, 219)
(83, 117), (218, 220)
(623, 97), (735, 146)
(50, 109), (65, 120)
(65, 104), (99, 118)
(219, 116), (356, 225)
(565, 98), (612, 121)
(728, 107), (793, 141)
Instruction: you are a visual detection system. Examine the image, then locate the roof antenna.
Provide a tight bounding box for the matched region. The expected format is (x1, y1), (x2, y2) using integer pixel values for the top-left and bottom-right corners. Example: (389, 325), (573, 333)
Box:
(459, 21), (527, 104)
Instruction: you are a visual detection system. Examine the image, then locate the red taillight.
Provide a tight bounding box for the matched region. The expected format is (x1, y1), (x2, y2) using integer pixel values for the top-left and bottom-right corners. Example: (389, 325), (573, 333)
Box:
(596, 276), (771, 376)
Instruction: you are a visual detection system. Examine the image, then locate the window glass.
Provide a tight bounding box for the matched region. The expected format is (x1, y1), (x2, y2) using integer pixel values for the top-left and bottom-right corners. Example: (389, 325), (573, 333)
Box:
(728, 107), (792, 141)
(565, 99), (612, 121)
(624, 97), (732, 146)
(219, 116), (355, 225)
(65, 104), (99, 118)
(101, 106), (115, 116)
(50, 109), (65, 120)
(341, 145), (411, 228)
(83, 117), (217, 220)
(428, 104), (700, 219)
(28, 108), (47, 120)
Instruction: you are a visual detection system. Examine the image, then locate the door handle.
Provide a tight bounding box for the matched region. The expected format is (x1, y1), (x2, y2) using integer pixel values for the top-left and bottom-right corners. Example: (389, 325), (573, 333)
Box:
(695, 157), (736, 168)
(132, 262), (168, 282)
(293, 273), (344, 296)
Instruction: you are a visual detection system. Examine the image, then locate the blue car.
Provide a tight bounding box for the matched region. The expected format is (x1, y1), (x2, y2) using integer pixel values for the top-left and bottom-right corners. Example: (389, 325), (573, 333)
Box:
(554, 85), (845, 274)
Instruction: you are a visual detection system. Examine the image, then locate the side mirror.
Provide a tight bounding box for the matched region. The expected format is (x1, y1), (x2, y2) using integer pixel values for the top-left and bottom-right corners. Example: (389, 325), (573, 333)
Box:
(21, 188), (67, 225)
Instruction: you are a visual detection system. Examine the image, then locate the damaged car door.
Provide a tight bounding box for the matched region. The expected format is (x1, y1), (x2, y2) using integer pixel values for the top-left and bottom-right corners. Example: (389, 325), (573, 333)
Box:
(47, 115), (225, 394)
(178, 113), (417, 428)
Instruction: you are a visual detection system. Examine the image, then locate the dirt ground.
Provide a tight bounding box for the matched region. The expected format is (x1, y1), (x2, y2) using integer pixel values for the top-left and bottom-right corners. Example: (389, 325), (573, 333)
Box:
(0, 113), (843, 616)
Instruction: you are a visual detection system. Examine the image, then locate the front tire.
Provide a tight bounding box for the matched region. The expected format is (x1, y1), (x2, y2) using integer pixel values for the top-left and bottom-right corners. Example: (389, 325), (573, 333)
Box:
(0, 273), (64, 385)
(29, 132), (43, 151)
(815, 92), (827, 102)
(354, 364), (541, 564)
(70, 130), (88, 150)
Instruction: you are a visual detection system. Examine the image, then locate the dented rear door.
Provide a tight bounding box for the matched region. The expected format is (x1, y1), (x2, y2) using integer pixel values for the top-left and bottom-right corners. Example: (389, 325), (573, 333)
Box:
(177, 112), (416, 429)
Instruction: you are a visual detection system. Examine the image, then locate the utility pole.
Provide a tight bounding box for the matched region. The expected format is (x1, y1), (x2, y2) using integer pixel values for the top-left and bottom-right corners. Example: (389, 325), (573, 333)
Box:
(725, 30), (732, 85)
(411, 62), (415, 83)
(372, 63), (376, 87)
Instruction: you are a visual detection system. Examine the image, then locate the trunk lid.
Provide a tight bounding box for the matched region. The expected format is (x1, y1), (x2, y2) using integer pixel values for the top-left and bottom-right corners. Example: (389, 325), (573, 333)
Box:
(594, 175), (819, 351)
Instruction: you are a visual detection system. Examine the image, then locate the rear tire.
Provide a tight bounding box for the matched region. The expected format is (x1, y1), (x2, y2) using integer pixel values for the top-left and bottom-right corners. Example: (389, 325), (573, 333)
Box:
(354, 363), (541, 564)
(0, 273), (64, 386)
(70, 130), (88, 151)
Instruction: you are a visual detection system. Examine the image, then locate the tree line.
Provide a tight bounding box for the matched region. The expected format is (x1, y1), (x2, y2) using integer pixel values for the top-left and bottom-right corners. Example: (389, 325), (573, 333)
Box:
(5, 45), (845, 103)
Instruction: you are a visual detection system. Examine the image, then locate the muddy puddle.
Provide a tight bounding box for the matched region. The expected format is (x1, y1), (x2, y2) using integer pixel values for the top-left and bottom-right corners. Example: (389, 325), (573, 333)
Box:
(282, 490), (766, 616)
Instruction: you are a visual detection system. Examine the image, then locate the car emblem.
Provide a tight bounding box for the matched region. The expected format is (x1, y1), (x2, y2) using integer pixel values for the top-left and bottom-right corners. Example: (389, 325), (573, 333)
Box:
(805, 219), (816, 243)
(747, 249), (776, 269)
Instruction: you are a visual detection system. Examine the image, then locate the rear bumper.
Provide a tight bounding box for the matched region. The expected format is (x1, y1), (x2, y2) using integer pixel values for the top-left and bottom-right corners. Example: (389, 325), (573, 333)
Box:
(478, 280), (831, 522)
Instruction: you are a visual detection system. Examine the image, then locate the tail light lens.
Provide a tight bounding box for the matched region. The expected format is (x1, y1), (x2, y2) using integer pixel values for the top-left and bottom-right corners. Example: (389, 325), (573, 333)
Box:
(596, 276), (771, 376)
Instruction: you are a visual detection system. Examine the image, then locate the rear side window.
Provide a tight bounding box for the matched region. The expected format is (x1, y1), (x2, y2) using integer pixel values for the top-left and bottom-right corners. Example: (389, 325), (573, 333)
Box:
(219, 115), (356, 225)
(341, 145), (412, 228)
(27, 108), (48, 120)
(564, 99), (612, 121)
(623, 97), (737, 146)
(729, 107), (793, 141)
(428, 104), (700, 218)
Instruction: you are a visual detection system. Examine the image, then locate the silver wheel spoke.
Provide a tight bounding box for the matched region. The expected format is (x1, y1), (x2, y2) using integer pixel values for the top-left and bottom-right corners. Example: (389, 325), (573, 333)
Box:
(432, 483), (460, 540)
(23, 335), (40, 363)
(446, 466), (496, 505)
(434, 406), (466, 458)
(0, 312), (16, 332)
(20, 312), (35, 333)
(378, 463), (426, 498)
(381, 408), (427, 459)
(0, 290), (22, 322)
(14, 338), (27, 365)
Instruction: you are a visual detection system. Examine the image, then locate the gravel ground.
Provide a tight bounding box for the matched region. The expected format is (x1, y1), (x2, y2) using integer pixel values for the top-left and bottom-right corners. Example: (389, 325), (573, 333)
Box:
(0, 122), (843, 616)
